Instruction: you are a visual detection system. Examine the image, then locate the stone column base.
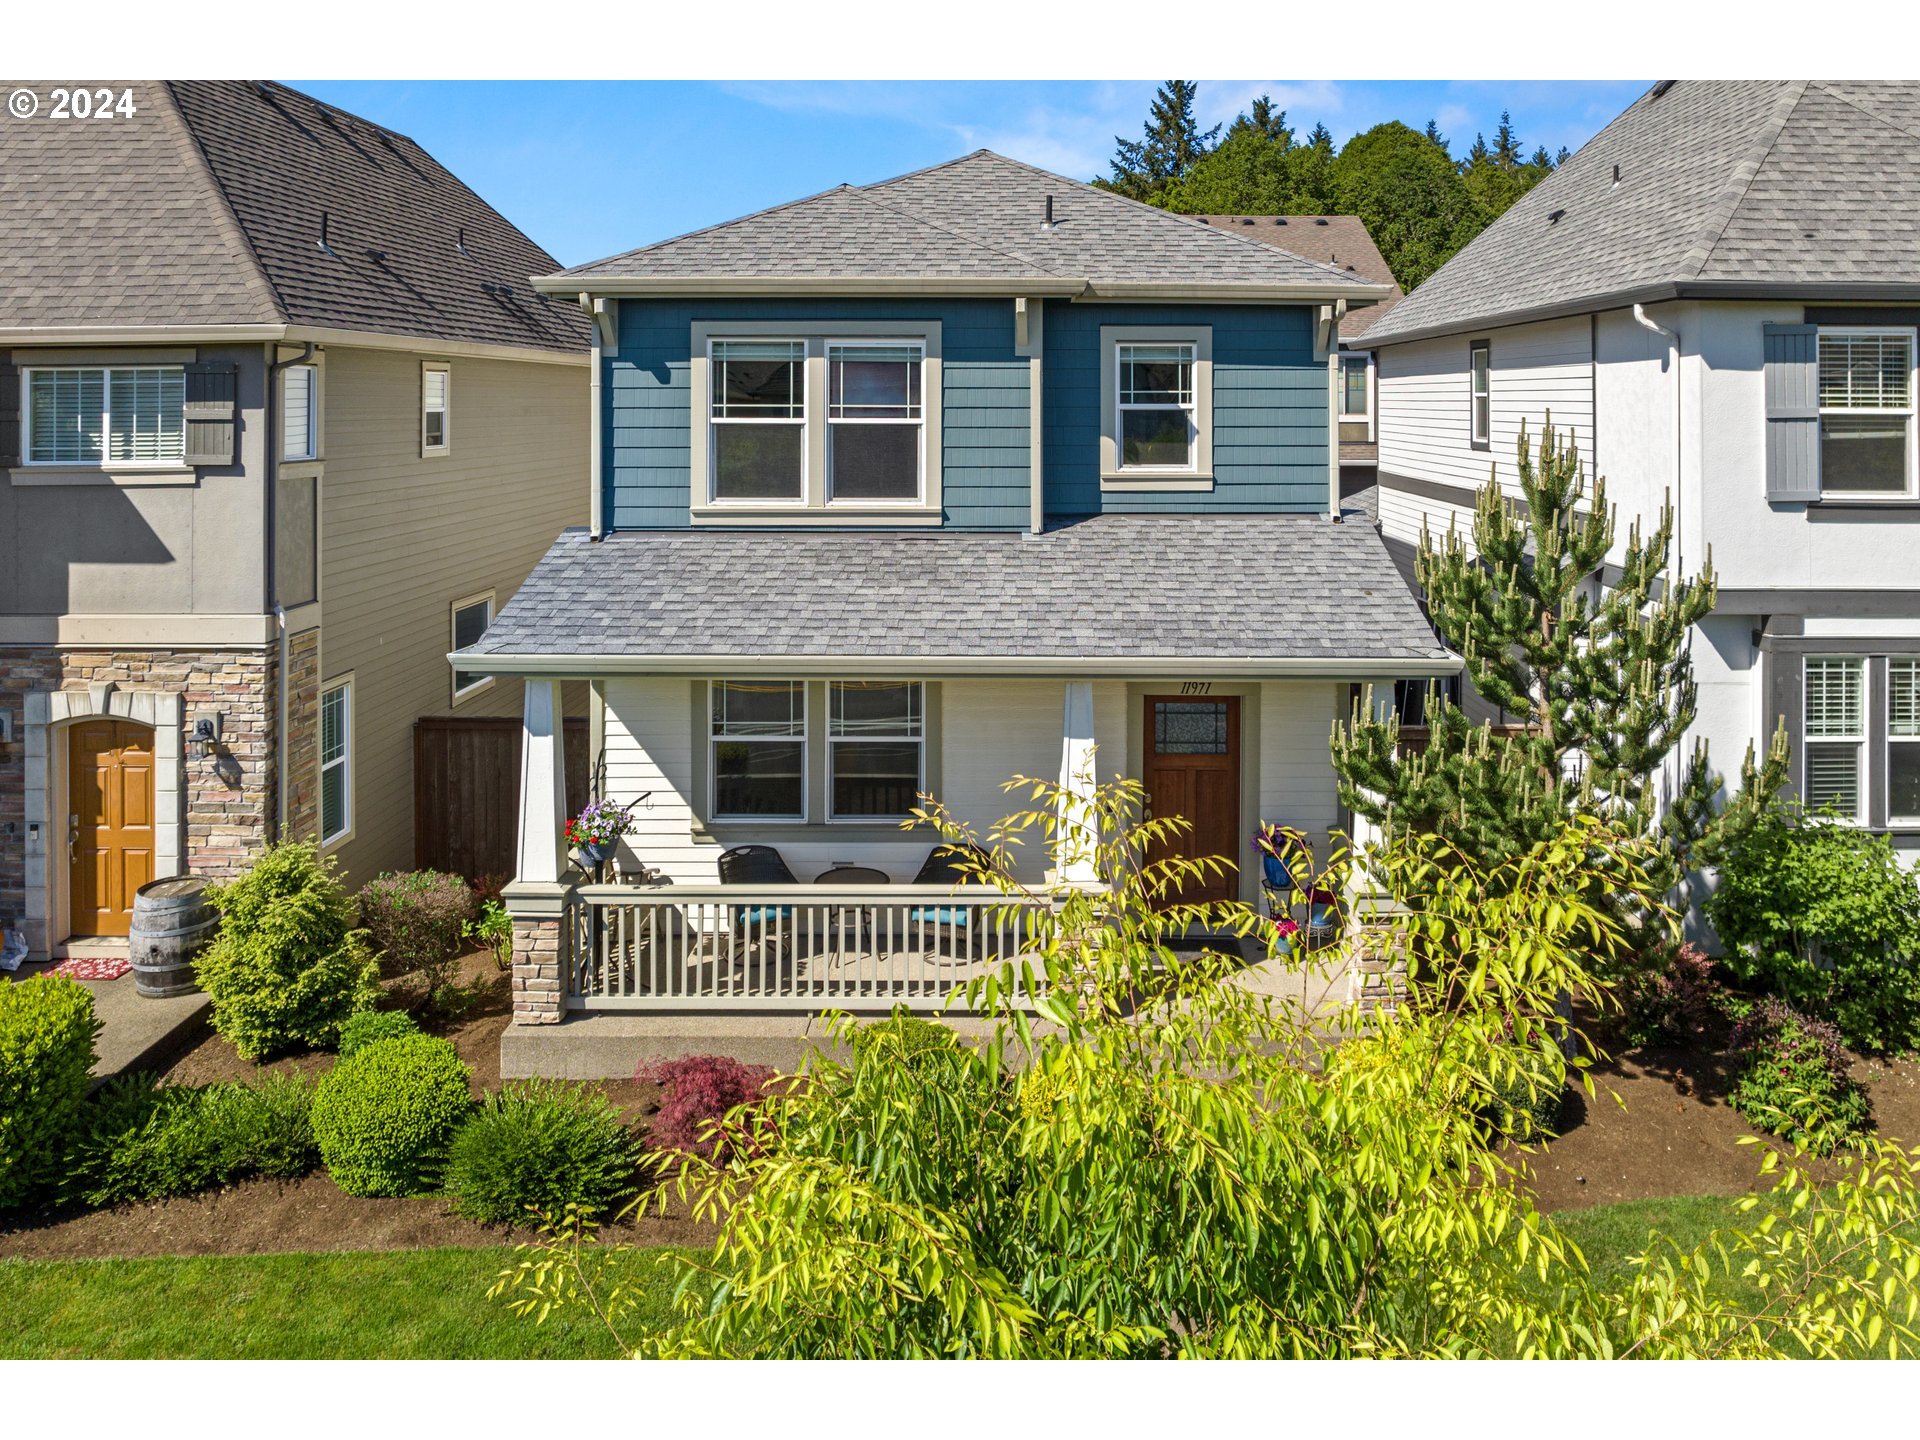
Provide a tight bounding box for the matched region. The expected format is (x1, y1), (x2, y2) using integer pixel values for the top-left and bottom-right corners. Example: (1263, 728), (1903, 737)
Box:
(1347, 888), (1410, 1016)
(504, 880), (573, 1026)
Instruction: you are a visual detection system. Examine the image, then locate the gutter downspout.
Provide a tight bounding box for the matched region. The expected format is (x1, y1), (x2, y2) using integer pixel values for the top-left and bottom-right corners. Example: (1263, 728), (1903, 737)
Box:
(1632, 302), (1684, 817)
(266, 341), (316, 836)
(1322, 301), (1347, 519)
(580, 294), (611, 539)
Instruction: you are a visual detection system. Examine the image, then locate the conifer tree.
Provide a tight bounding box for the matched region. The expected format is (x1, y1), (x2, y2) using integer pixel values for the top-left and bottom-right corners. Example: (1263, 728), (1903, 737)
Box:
(1102, 81), (1221, 203)
(1331, 418), (1789, 898)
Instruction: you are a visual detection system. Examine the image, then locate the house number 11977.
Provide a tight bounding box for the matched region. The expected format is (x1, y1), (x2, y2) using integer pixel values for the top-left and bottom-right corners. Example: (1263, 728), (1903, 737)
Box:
(1178, 681), (1213, 695)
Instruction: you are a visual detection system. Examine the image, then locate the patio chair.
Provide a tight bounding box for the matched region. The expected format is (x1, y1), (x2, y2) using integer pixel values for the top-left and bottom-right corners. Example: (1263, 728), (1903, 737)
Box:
(907, 843), (995, 960)
(718, 844), (801, 957)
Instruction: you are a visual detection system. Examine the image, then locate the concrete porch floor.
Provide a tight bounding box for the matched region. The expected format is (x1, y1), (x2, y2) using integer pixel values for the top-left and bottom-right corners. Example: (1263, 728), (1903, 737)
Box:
(4, 957), (212, 1081)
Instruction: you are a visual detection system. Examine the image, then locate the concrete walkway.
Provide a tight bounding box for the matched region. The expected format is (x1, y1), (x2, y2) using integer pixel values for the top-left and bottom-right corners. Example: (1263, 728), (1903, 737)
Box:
(4, 960), (211, 1079)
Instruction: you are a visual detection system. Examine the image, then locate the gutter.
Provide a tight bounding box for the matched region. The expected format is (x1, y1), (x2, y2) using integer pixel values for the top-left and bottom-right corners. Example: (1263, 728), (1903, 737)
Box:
(445, 650), (1463, 681)
(265, 341), (316, 837)
(532, 276), (1393, 306)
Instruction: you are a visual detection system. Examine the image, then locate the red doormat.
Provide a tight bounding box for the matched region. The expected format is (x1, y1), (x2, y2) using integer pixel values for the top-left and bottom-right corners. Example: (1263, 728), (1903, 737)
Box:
(52, 954), (132, 981)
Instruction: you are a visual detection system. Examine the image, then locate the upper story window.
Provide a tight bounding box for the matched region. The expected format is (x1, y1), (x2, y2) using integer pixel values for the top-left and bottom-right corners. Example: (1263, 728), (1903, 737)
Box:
(1469, 341), (1491, 451)
(1340, 353), (1371, 420)
(711, 680), (807, 820)
(422, 363), (450, 456)
(827, 342), (923, 503)
(25, 365), (185, 465)
(711, 340), (806, 502)
(1804, 656), (1866, 821)
(1818, 328), (1915, 496)
(283, 364), (317, 462)
(1099, 326), (1213, 491)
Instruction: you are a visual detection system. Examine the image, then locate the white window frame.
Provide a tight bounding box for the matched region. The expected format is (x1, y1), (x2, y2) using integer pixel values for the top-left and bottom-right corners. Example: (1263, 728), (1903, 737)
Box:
(826, 680), (926, 822)
(1803, 655), (1867, 824)
(1815, 326), (1917, 499)
(706, 338), (808, 509)
(22, 364), (188, 468)
(1469, 341), (1491, 450)
(1099, 325), (1213, 491)
(449, 591), (495, 705)
(1114, 341), (1199, 475)
(1339, 352), (1372, 424)
(421, 363), (451, 457)
(282, 363), (318, 463)
(709, 680), (809, 824)
(825, 339), (926, 507)
(319, 676), (354, 847)
(1889, 658), (1920, 827)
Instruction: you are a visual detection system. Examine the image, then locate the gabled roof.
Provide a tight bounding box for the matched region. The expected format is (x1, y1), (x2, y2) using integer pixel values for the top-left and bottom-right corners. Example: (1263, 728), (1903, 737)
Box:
(1362, 80), (1920, 347)
(1190, 214), (1402, 338)
(544, 150), (1392, 303)
(0, 80), (586, 353)
(459, 517), (1456, 678)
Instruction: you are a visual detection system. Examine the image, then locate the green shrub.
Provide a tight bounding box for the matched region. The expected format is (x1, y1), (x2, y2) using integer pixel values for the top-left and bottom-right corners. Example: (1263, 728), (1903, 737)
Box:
(196, 840), (380, 1060)
(311, 1033), (472, 1197)
(1707, 811), (1920, 1052)
(67, 1072), (319, 1206)
(0, 974), (101, 1210)
(1728, 999), (1872, 1154)
(1619, 941), (1724, 1048)
(465, 898), (514, 971)
(358, 870), (478, 1005)
(338, 1008), (419, 1057)
(1483, 1033), (1567, 1142)
(443, 1079), (639, 1224)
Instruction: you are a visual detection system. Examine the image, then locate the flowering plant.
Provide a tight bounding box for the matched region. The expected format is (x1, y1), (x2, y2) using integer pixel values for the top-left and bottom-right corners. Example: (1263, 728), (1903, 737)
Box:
(565, 798), (634, 849)
(1251, 822), (1310, 865)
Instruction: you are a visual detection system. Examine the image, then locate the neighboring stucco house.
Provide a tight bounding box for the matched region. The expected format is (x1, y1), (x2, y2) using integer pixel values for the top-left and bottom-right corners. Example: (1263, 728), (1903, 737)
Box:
(0, 80), (587, 961)
(1360, 80), (1920, 850)
(449, 149), (1452, 1056)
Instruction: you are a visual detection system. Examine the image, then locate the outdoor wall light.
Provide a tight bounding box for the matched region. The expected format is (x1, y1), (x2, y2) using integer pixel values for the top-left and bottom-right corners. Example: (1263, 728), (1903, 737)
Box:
(191, 713), (222, 759)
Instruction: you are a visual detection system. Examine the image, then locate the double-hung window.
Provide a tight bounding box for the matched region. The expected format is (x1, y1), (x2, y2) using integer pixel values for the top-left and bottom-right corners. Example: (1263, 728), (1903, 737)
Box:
(283, 364), (317, 462)
(26, 365), (185, 465)
(1804, 657), (1866, 821)
(1116, 342), (1197, 470)
(450, 593), (493, 703)
(828, 681), (924, 820)
(710, 341), (806, 502)
(320, 679), (352, 845)
(1341, 353), (1371, 421)
(1469, 341), (1491, 450)
(1817, 329), (1916, 495)
(711, 681), (806, 819)
(1889, 660), (1920, 825)
(827, 342), (923, 502)
(422, 365), (450, 455)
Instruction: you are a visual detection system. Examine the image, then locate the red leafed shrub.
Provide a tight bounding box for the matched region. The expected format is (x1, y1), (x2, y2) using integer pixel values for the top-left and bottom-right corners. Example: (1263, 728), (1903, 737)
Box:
(635, 1054), (774, 1163)
(1620, 941), (1724, 1047)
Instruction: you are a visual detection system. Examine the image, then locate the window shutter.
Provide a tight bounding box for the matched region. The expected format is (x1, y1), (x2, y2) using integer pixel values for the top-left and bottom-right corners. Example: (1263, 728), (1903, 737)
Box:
(0, 360), (18, 468)
(182, 361), (238, 466)
(1763, 323), (1819, 502)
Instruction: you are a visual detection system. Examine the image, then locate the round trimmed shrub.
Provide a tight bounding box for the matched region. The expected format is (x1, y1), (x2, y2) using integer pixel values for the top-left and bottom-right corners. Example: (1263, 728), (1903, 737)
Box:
(0, 974), (101, 1210)
(1728, 998), (1872, 1154)
(311, 1033), (473, 1197)
(338, 1008), (419, 1057)
(357, 870), (479, 1006)
(443, 1079), (640, 1224)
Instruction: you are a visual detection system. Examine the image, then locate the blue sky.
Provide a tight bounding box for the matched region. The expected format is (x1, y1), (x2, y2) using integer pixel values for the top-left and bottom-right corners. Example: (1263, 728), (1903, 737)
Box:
(293, 79), (1650, 268)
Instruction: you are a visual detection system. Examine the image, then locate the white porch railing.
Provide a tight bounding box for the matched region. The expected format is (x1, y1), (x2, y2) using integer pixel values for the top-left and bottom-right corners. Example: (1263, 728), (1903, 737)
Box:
(565, 883), (1047, 1011)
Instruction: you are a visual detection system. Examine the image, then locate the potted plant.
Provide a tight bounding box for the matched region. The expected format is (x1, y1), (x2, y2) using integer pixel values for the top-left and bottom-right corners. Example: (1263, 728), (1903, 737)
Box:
(565, 798), (634, 871)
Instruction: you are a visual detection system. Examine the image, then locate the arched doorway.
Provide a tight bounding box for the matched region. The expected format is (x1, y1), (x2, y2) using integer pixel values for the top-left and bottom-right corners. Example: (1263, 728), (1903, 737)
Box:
(67, 718), (156, 938)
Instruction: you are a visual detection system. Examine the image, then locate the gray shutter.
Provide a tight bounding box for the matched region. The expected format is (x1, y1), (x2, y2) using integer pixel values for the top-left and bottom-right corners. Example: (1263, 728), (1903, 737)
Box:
(182, 361), (238, 467)
(1763, 323), (1820, 502)
(0, 359), (18, 469)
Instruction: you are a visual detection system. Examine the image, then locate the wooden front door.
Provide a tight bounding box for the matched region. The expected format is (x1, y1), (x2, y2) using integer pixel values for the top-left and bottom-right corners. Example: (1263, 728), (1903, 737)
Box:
(1142, 695), (1241, 906)
(68, 719), (155, 937)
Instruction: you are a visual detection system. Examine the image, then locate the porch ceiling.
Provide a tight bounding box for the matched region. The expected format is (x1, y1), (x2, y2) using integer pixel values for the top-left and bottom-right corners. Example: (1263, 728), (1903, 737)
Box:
(456, 515), (1458, 680)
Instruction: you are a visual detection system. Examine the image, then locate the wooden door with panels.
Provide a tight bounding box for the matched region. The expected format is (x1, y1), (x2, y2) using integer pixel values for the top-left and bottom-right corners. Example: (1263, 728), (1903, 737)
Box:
(68, 719), (156, 938)
(1141, 695), (1241, 906)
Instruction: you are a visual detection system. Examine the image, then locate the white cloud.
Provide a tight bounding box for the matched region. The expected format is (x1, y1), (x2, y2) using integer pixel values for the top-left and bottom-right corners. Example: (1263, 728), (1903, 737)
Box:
(1194, 80), (1347, 133)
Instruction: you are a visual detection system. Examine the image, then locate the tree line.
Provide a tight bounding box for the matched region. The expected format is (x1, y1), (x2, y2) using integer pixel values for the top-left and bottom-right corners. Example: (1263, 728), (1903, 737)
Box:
(1099, 81), (1568, 289)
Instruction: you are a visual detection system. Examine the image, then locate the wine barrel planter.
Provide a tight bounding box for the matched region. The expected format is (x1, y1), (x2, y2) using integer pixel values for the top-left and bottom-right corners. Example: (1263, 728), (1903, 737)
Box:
(129, 876), (219, 999)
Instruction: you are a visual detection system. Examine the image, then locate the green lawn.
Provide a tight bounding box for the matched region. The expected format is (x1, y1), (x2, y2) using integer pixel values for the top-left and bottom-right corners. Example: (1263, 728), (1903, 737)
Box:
(1549, 1193), (1760, 1290)
(0, 1245), (689, 1360)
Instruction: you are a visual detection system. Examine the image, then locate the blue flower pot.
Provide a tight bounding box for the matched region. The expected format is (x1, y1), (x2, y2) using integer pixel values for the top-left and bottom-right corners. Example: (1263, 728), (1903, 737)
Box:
(574, 840), (614, 869)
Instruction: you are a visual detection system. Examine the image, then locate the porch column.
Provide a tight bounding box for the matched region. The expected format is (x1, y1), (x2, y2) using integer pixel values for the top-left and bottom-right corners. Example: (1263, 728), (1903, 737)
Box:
(505, 678), (571, 1026)
(1056, 679), (1100, 886)
(1345, 681), (1407, 1015)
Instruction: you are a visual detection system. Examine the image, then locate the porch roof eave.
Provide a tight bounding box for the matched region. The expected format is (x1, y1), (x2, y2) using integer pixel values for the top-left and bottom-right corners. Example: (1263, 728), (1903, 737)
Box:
(446, 649), (1464, 681)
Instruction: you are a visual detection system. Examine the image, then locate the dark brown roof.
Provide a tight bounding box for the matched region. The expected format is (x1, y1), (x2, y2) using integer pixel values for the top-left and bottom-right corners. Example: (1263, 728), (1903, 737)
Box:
(0, 80), (586, 353)
(1190, 215), (1402, 338)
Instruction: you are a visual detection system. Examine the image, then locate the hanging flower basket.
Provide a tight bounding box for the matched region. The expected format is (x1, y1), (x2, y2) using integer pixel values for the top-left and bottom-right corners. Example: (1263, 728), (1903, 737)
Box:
(565, 797), (638, 871)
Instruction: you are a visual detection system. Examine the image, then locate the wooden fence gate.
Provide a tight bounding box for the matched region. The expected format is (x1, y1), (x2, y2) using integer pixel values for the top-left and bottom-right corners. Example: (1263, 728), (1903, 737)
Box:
(413, 716), (590, 885)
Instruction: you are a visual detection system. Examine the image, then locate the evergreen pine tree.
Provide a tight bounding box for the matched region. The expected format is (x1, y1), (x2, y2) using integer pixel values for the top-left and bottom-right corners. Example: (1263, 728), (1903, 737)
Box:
(1331, 418), (1789, 897)
(1228, 95), (1291, 143)
(1102, 81), (1221, 203)
(1423, 118), (1449, 153)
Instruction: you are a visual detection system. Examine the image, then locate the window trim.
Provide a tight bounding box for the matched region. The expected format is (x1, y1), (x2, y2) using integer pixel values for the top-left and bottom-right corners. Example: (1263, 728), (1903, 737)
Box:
(825, 338), (927, 508)
(449, 590), (495, 705)
(826, 680), (926, 823)
(421, 362), (451, 457)
(1468, 340), (1491, 451)
(687, 321), (945, 524)
(21, 363), (189, 469)
(1889, 657), (1920, 827)
(1099, 325), (1213, 490)
(705, 337), (809, 509)
(282, 362), (318, 464)
(1339, 352), (1372, 424)
(708, 680), (810, 824)
(1815, 325), (1917, 500)
(1803, 654), (1867, 825)
(319, 675), (354, 848)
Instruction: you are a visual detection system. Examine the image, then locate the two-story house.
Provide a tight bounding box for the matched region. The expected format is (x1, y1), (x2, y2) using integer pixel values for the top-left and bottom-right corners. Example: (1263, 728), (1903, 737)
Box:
(1360, 80), (1920, 857)
(452, 149), (1454, 1061)
(0, 80), (587, 964)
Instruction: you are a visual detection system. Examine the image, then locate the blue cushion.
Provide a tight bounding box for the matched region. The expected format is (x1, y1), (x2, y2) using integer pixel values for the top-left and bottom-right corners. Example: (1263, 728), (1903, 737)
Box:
(735, 905), (795, 927)
(908, 907), (970, 926)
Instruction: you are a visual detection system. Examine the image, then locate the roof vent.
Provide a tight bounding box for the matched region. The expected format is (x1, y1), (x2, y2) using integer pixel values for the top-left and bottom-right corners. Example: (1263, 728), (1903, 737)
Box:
(1197, 216), (1211, 224)
(1042, 194), (1055, 230)
(1650, 80), (1676, 100)
(366, 249), (387, 262)
(1314, 217), (1328, 226)
(1548, 208), (1566, 225)
(317, 211), (333, 256)
(1612, 164), (1622, 187)
(1240, 217), (1254, 226)
(1273, 217), (1285, 225)
(457, 226), (470, 257)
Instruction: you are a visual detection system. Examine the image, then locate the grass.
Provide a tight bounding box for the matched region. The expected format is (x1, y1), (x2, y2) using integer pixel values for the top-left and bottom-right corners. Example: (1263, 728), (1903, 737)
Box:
(1549, 1193), (1761, 1291)
(0, 1245), (690, 1359)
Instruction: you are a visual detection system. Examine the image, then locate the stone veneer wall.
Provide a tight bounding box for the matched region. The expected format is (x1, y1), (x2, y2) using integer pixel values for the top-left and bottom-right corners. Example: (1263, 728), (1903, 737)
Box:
(284, 627), (321, 845)
(0, 645), (275, 941)
(511, 915), (566, 1024)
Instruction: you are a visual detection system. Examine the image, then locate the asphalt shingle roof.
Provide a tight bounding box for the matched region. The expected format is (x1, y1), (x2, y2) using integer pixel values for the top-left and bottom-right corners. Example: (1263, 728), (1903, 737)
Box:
(554, 151), (1386, 297)
(1190, 215), (1402, 338)
(1361, 80), (1920, 347)
(463, 516), (1454, 673)
(0, 80), (587, 352)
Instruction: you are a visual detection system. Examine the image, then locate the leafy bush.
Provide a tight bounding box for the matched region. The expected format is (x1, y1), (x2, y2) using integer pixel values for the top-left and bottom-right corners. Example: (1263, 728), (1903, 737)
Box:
(634, 1054), (773, 1164)
(67, 1072), (318, 1206)
(0, 974), (101, 1210)
(196, 841), (380, 1060)
(311, 1033), (473, 1197)
(1619, 941), (1724, 1047)
(358, 870), (479, 1006)
(1707, 811), (1920, 1052)
(465, 898), (514, 972)
(338, 1008), (419, 1057)
(1482, 1017), (1567, 1142)
(1728, 999), (1872, 1154)
(443, 1079), (640, 1224)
